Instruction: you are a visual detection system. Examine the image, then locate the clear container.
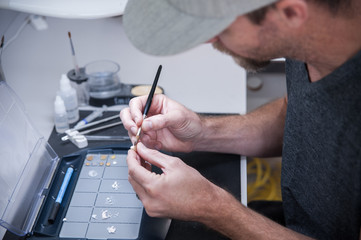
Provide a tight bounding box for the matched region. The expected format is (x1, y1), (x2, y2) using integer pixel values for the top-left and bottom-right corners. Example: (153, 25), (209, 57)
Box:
(0, 81), (59, 236)
(85, 60), (122, 99)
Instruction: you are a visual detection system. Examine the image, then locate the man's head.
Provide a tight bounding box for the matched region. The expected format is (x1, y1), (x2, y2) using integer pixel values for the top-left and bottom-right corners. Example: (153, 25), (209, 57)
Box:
(123, 0), (356, 71)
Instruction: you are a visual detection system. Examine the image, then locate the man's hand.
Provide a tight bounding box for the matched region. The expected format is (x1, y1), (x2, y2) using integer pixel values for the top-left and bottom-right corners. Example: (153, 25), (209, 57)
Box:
(120, 94), (203, 152)
(127, 142), (222, 220)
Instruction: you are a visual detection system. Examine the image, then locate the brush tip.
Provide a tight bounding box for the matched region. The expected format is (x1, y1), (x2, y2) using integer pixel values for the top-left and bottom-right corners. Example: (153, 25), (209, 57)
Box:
(68, 31), (71, 38)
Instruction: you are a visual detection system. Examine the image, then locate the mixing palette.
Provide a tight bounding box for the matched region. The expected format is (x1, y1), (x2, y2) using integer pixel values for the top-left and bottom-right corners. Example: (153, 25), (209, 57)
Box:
(59, 153), (143, 239)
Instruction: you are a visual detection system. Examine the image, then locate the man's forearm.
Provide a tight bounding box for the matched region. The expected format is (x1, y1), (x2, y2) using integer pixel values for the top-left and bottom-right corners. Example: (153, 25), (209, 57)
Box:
(197, 186), (313, 240)
(194, 97), (287, 157)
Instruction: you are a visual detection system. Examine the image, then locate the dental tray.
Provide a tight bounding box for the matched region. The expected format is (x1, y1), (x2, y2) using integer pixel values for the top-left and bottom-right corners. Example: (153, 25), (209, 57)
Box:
(0, 81), (170, 239)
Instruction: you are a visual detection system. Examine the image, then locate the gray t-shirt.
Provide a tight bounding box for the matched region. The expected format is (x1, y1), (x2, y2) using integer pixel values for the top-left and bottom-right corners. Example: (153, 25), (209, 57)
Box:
(282, 51), (361, 239)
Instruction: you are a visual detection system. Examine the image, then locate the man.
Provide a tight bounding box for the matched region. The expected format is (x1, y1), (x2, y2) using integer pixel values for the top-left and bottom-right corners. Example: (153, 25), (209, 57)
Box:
(120, 0), (361, 239)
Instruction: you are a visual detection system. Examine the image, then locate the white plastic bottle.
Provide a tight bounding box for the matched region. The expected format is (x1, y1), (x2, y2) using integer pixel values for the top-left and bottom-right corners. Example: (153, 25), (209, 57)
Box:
(54, 95), (69, 133)
(59, 74), (79, 123)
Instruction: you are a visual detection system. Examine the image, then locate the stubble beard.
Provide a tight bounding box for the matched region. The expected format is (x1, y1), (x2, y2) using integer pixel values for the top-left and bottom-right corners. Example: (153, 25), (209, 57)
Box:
(212, 41), (271, 72)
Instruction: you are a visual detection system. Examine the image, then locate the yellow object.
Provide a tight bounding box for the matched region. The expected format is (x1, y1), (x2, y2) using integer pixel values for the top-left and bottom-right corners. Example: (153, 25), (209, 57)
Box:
(131, 85), (163, 96)
(247, 157), (282, 202)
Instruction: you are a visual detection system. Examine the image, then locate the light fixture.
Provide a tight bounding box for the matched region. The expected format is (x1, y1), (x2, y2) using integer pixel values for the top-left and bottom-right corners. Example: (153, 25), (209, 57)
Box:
(0, 0), (128, 19)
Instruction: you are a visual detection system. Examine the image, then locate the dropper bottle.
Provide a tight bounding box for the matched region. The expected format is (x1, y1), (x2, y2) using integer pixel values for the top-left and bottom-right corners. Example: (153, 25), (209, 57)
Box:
(59, 74), (79, 123)
(54, 95), (69, 133)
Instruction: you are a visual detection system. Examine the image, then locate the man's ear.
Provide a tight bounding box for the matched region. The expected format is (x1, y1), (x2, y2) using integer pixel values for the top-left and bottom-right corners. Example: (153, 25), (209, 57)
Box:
(275, 0), (308, 28)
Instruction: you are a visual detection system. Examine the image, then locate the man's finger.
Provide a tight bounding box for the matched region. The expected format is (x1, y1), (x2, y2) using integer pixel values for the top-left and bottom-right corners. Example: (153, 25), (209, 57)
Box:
(127, 149), (153, 186)
(136, 143), (172, 170)
(120, 108), (137, 135)
(129, 96), (148, 126)
(128, 174), (147, 200)
(141, 110), (181, 132)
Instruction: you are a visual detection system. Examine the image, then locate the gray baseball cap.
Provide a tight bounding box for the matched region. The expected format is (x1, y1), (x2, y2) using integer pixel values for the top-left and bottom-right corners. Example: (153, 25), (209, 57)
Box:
(123, 0), (278, 56)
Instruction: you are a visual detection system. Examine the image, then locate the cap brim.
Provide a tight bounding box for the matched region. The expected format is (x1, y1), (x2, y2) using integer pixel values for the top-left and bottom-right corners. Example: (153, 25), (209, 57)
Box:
(123, 0), (236, 56)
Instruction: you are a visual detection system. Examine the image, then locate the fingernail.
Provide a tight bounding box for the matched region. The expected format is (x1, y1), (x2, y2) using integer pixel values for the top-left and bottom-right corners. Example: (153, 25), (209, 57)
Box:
(143, 120), (152, 130)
